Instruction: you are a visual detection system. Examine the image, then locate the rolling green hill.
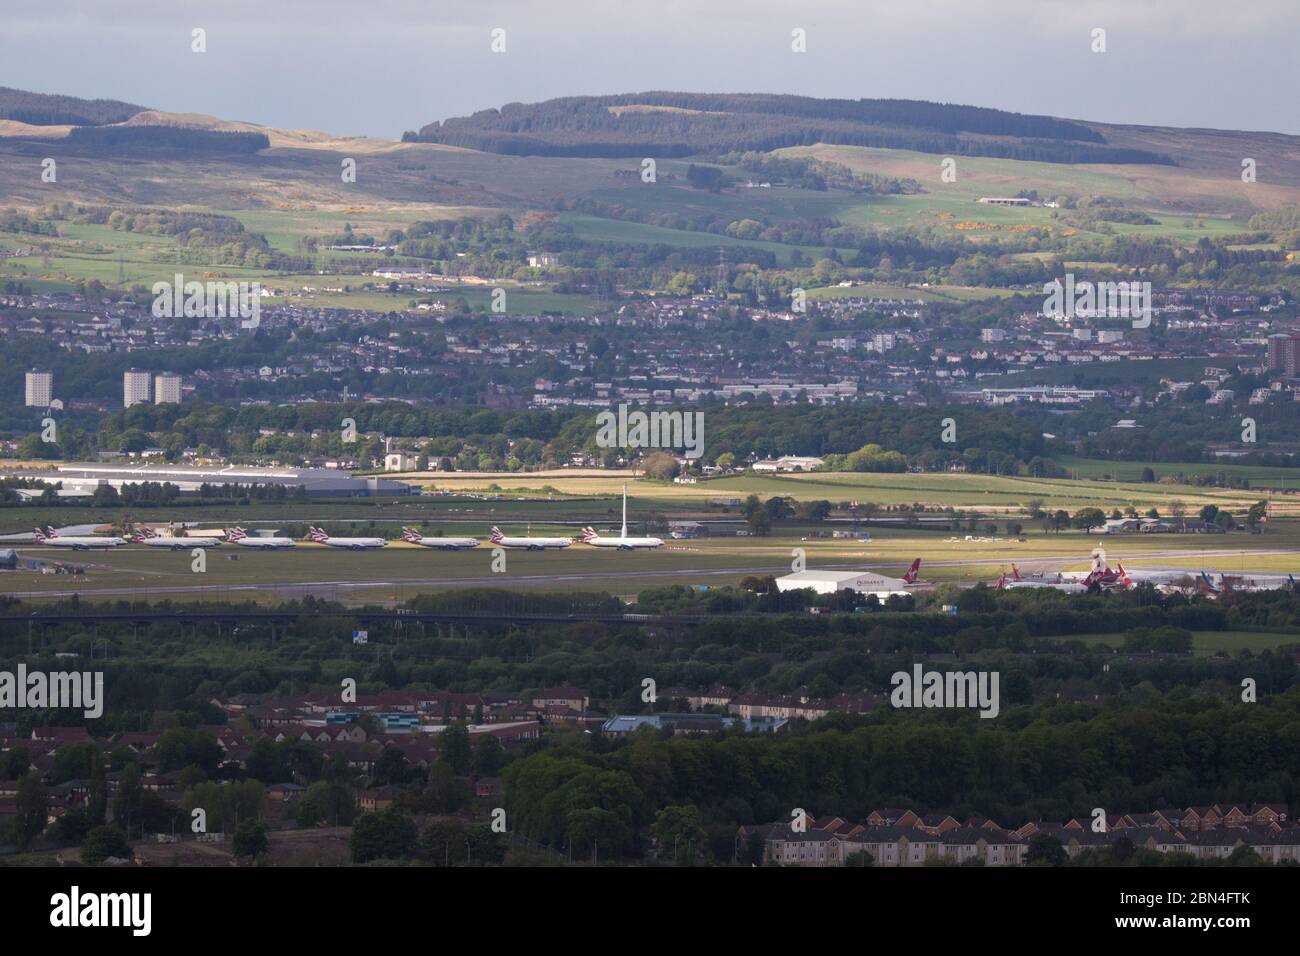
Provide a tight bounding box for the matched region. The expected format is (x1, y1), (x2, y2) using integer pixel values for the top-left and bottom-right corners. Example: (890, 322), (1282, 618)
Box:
(3, 86), (1300, 302)
(415, 93), (1174, 165)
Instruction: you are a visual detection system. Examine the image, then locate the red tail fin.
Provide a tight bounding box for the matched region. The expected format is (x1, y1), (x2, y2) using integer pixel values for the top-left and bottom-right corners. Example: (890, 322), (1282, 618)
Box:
(903, 559), (921, 584)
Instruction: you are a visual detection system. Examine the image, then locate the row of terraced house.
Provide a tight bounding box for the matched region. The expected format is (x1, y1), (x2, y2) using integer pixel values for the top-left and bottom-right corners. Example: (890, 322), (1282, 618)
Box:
(745, 803), (1296, 867)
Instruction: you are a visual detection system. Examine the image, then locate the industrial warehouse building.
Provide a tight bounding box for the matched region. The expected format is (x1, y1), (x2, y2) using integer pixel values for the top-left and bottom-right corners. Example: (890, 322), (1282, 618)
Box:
(775, 570), (905, 597)
(0, 463), (414, 498)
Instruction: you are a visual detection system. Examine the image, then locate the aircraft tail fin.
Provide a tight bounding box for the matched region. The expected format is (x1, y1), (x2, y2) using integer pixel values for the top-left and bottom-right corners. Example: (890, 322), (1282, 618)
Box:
(903, 558), (921, 584)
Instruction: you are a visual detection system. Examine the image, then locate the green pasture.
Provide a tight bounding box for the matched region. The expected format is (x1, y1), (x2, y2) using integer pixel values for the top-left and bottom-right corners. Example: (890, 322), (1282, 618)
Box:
(1050, 630), (1300, 657)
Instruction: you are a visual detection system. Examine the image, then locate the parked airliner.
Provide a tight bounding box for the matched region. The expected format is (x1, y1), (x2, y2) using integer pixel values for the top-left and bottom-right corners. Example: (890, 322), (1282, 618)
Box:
(1058, 548), (1129, 589)
(578, 485), (664, 550)
(996, 566), (1088, 593)
(225, 527), (295, 549)
(1214, 571), (1298, 593)
(489, 526), (573, 550)
(401, 527), (479, 550)
(130, 527), (223, 549)
(34, 526), (127, 550)
(308, 527), (386, 550)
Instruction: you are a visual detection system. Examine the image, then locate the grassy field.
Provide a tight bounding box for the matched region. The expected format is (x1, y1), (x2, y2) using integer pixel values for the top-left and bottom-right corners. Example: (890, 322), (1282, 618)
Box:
(788, 143), (1297, 226)
(392, 468), (1299, 516)
(1056, 456), (1300, 486)
(0, 217), (597, 314)
(1051, 630), (1300, 657)
(560, 213), (854, 266)
(1, 463), (1293, 528)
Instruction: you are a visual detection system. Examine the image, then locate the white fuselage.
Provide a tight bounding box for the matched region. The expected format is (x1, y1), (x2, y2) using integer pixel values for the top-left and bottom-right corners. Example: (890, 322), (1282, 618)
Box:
(1005, 579), (1087, 593)
(408, 536), (479, 550)
(584, 534), (664, 550)
(492, 536), (572, 550)
(315, 537), (386, 550)
(234, 536), (296, 549)
(584, 484), (664, 550)
(1217, 572), (1297, 591)
(140, 537), (223, 549)
(1119, 568), (1203, 587)
(40, 536), (127, 549)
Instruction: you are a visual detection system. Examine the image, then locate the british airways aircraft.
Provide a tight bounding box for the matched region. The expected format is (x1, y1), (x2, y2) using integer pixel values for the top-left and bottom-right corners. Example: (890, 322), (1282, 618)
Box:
(130, 527), (223, 549)
(34, 526), (127, 550)
(401, 527), (479, 550)
(225, 527), (295, 549)
(488, 526), (573, 550)
(578, 485), (664, 550)
(308, 527), (386, 550)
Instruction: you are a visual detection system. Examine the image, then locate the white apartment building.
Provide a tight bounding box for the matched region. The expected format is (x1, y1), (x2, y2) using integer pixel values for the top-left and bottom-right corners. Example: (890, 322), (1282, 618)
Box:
(154, 373), (182, 404)
(25, 369), (52, 407)
(124, 369), (152, 407)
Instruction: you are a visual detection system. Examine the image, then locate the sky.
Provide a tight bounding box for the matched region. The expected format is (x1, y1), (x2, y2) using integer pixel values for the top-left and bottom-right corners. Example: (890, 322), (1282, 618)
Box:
(1, 0), (1295, 139)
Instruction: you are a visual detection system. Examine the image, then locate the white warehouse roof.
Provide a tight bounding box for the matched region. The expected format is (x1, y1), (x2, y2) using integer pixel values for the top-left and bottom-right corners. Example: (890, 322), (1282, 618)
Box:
(777, 570), (878, 594)
(0, 462), (413, 497)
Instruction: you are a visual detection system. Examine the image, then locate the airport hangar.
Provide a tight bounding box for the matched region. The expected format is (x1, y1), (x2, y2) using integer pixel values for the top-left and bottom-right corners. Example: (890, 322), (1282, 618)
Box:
(0, 463), (415, 498)
(776, 570), (908, 599)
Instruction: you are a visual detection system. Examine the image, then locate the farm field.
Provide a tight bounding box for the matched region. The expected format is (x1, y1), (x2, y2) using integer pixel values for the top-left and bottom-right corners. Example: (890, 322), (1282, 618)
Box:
(1, 463), (1295, 537)
(0, 470), (1281, 531)
(560, 212), (852, 266)
(392, 468), (1299, 515)
(787, 143), (1296, 226)
(1055, 456), (1300, 486)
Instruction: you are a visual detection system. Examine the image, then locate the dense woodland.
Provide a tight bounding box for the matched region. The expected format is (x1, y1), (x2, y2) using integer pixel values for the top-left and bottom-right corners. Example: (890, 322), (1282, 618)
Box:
(0, 86), (147, 127)
(6, 386), (1298, 473)
(64, 126), (269, 154)
(4, 399), (1056, 472)
(1, 587), (1296, 733)
(1, 587), (1298, 861)
(416, 93), (1173, 165)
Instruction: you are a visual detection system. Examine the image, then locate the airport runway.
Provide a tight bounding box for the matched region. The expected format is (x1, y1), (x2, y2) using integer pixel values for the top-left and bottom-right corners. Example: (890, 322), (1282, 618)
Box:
(3, 546), (1295, 600)
(0, 563), (851, 599)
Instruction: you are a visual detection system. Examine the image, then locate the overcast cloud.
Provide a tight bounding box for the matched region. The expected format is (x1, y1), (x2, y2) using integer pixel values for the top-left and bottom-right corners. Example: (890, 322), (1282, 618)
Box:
(0, 0), (1293, 138)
